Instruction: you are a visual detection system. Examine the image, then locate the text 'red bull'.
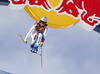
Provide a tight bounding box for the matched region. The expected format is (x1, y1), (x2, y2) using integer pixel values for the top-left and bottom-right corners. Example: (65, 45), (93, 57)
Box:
(11, 0), (51, 10)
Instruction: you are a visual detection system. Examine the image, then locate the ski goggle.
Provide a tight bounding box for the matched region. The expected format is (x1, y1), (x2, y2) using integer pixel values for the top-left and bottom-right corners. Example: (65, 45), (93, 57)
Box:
(40, 21), (46, 24)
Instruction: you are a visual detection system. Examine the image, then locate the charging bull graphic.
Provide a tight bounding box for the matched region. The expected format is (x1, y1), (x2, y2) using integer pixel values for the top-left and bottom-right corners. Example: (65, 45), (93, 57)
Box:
(28, 0), (51, 10)
(10, 0), (51, 10)
(9, 0), (100, 26)
(1, 0), (100, 33)
(56, 0), (100, 27)
(56, 1), (79, 18)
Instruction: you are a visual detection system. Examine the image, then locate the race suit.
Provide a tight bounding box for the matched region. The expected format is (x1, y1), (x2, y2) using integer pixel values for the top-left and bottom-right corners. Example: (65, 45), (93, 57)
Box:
(25, 22), (48, 48)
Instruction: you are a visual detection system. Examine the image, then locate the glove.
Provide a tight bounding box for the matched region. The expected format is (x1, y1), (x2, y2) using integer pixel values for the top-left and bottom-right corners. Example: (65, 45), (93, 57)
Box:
(39, 42), (43, 47)
(24, 37), (28, 44)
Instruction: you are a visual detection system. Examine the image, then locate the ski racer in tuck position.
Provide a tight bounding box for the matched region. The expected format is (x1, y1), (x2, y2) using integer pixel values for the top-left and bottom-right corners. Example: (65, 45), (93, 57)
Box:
(24, 16), (48, 53)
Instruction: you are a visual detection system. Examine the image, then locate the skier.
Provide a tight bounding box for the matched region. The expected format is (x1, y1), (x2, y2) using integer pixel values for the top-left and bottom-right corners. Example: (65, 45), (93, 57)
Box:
(24, 16), (48, 53)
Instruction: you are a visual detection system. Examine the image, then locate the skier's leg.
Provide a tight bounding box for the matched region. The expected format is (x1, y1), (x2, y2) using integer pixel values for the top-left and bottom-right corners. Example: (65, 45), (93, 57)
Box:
(39, 33), (45, 47)
(36, 33), (42, 46)
(30, 31), (38, 49)
(32, 33), (42, 53)
(30, 31), (39, 53)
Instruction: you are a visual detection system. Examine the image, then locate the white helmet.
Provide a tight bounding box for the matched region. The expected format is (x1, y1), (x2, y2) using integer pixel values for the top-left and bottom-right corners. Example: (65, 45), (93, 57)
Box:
(40, 16), (47, 22)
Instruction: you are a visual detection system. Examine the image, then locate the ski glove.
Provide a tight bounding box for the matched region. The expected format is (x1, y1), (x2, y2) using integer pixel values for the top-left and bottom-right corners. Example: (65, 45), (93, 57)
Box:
(39, 42), (43, 47)
(24, 37), (28, 44)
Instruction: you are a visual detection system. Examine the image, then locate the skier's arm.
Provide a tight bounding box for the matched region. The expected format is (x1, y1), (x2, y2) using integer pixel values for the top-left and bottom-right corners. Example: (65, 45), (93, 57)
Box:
(43, 26), (48, 37)
(25, 23), (37, 38)
(24, 23), (37, 43)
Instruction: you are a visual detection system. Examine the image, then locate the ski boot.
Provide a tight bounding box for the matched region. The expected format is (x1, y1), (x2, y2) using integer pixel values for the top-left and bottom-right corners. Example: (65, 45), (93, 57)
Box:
(30, 47), (38, 53)
(30, 44), (38, 53)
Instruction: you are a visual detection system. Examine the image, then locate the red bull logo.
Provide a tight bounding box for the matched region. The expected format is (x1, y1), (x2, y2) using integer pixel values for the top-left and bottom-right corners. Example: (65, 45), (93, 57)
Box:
(10, 0), (51, 10)
(9, 0), (100, 30)
(55, 0), (100, 27)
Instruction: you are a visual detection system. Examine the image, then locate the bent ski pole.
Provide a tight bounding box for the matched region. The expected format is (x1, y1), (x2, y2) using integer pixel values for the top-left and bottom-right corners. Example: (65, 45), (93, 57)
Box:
(16, 34), (26, 44)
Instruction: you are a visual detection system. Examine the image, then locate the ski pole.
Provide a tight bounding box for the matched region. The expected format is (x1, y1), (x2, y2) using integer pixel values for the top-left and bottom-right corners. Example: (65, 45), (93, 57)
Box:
(35, 47), (43, 70)
(41, 47), (43, 70)
(16, 34), (26, 43)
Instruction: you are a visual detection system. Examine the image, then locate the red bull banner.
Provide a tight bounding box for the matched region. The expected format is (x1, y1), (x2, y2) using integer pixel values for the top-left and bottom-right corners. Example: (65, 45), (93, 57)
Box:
(8, 0), (100, 31)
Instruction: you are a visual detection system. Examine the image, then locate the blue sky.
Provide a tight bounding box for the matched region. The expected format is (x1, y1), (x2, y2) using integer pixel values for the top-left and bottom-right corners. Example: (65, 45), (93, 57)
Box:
(0, 6), (100, 74)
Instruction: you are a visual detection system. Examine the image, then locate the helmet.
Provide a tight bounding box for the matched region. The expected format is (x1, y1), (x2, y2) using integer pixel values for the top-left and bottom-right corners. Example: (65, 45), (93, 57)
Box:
(40, 16), (47, 23)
